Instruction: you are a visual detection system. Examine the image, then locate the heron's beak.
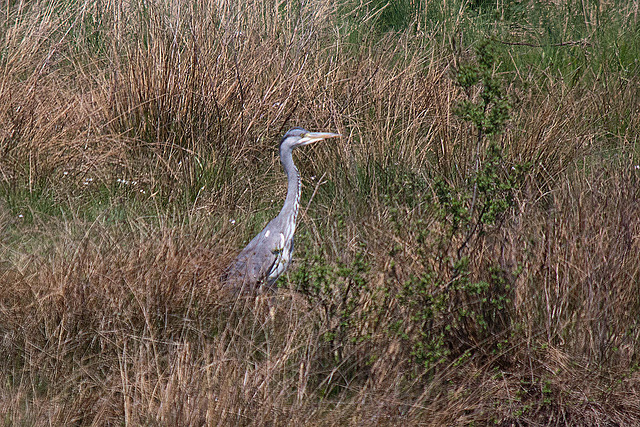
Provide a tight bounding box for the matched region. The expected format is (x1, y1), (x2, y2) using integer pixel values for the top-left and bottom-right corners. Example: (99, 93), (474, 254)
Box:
(299, 131), (341, 145)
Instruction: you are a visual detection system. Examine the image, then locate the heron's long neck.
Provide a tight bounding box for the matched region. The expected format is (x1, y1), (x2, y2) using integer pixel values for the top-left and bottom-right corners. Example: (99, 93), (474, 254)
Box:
(279, 147), (301, 225)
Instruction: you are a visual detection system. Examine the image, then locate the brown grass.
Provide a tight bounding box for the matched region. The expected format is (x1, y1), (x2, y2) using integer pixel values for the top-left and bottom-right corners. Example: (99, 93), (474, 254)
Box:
(1, 0), (640, 425)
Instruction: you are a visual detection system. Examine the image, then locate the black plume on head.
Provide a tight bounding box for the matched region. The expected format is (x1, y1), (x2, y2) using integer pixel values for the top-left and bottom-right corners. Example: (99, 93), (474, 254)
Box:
(280, 127), (308, 147)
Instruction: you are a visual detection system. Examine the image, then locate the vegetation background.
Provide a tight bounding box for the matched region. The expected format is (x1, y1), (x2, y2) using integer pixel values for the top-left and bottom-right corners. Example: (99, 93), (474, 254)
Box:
(1, 0), (639, 424)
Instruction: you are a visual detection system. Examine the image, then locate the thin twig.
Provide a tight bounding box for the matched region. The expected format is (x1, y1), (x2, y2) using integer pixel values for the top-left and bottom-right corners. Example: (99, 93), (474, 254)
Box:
(489, 37), (591, 48)
(302, 172), (327, 220)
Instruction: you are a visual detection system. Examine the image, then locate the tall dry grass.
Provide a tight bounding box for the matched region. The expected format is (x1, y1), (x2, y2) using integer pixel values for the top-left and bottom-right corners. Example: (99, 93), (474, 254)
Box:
(1, 0), (640, 425)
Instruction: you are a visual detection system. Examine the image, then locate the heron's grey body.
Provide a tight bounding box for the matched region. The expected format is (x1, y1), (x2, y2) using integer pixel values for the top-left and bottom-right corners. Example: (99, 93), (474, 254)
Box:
(223, 128), (340, 294)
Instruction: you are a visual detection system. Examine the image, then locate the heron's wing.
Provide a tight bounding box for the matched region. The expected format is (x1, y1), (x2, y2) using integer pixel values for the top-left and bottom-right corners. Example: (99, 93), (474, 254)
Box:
(223, 226), (281, 291)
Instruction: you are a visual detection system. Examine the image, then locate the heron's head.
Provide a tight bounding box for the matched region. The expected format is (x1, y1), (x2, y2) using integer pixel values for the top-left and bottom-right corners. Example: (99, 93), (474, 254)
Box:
(280, 127), (341, 152)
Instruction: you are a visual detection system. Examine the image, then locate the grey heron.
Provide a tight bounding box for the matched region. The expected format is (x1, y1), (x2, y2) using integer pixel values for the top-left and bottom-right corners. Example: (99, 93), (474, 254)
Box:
(223, 127), (341, 294)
